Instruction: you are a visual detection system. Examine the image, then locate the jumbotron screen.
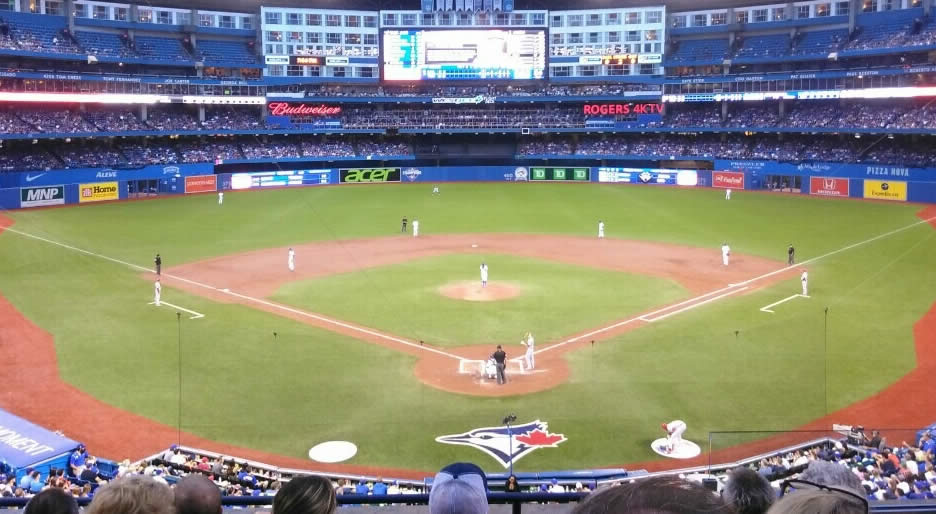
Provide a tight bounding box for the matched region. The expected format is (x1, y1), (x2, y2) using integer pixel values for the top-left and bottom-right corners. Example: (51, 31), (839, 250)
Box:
(382, 29), (546, 81)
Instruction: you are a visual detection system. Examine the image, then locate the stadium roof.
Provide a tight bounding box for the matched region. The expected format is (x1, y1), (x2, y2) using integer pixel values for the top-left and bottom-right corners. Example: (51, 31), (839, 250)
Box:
(151, 0), (782, 15)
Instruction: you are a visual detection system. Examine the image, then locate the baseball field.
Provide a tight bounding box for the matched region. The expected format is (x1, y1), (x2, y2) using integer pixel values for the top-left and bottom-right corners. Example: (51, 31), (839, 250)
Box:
(1, 182), (935, 475)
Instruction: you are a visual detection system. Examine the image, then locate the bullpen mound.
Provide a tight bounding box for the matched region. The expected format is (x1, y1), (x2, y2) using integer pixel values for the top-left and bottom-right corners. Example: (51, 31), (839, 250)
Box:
(438, 281), (520, 302)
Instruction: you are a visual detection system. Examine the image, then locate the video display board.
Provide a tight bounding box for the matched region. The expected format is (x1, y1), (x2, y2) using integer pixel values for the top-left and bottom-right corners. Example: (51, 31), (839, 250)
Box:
(382, 29), (546, 81)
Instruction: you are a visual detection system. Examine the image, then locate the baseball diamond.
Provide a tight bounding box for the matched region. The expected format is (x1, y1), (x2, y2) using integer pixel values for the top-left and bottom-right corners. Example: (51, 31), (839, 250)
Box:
(1, 184), (935, 477)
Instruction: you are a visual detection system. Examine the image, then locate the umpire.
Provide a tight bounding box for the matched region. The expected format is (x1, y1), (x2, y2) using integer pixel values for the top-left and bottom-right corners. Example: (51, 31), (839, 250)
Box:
(493, 345), (507, 385)
(155, 253), (162, 276)
(788, 244), (795, 265)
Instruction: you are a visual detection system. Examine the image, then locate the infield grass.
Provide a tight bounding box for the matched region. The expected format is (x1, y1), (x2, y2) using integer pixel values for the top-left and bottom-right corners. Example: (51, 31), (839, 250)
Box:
(271, 253), (687, 346)
(1, 183), (934, 471)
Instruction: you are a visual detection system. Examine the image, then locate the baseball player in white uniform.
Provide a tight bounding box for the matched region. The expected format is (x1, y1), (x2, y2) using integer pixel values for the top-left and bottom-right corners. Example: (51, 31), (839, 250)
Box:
(721, 243), (731, 266)
(288, 248), (295, 272)
(432, 185), (440, 194)
(523, 332), (535, 371)
(801, 270), (809, 296)
(480, 262), (488, 288)
(218, 191), (224, 205)
(725, 188), (732, 200)
(661, 420), (687, 453)
(598, 221), (605, 239)
(412, 219), (419, 237)
(154, 277), (161, 307)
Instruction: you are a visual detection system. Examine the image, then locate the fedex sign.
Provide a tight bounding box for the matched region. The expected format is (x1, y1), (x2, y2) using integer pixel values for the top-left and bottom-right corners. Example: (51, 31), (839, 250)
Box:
(583, 103), (663, 115)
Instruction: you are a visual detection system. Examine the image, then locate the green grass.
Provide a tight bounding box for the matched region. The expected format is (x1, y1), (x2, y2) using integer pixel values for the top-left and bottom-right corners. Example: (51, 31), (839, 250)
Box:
(271, 253), (686, 346)
(1, 183), (934, 471)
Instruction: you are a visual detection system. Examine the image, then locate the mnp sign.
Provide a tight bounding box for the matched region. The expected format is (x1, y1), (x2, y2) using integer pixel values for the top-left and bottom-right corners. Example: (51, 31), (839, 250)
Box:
(340, 168), (401, 183)
(20, 185), (65, 207)
(79, 182), (119, 203)
(864, 180), (907, 201)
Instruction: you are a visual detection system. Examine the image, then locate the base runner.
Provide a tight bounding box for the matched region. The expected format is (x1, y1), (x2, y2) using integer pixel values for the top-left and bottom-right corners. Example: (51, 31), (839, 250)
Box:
(154, 277), (161, 307)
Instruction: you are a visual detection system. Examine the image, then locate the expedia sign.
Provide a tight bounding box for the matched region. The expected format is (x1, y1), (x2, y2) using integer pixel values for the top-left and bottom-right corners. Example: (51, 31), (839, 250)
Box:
(20, 185), (64, 208)
(339, 168), (401, 184)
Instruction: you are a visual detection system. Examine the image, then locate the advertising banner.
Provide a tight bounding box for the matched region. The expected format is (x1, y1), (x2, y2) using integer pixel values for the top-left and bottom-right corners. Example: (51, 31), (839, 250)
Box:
(184, 175), (217, 194)
(712, 171), (745, 189)
(230, 170), (332, 190)
(530, 167), (589, 181)
(864, 180), (907, 201)
(0, 408), (80, 469)
(339, 168), (401, 184)
(809, 176), (849, 197)
(20, 185), (65, 207)
(598, 168), (698, 186)
(78, 182), (119, 203)
(0, 163), (214, 188)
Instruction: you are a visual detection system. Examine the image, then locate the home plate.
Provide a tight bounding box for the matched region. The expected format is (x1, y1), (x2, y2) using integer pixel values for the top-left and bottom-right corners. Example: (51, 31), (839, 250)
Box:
(308, 441), (357, 463)
(651, 438), (702, 459)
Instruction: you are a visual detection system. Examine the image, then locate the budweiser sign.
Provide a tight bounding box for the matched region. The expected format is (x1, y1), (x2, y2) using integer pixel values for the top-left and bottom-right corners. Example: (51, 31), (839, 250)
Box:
(712, 171), (745, 189)
(267, 102), (341, 116)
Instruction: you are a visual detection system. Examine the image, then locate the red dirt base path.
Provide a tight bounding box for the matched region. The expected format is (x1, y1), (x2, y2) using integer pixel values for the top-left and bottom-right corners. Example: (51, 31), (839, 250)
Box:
(160, 233), (790, 397)
(0, 207), (934, 475)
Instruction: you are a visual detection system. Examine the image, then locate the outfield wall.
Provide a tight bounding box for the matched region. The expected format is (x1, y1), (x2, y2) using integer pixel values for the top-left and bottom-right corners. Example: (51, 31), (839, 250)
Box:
(1, 161), (935, 210)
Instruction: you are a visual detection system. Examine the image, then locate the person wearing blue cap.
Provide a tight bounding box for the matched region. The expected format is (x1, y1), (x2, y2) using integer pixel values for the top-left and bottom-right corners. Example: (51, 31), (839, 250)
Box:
(429, 463), (488, 514)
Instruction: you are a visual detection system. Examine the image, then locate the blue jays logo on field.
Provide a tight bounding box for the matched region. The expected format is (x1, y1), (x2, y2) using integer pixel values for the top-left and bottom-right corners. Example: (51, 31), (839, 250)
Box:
(435, 420), (567, 468)
(403, 168), (422, 182)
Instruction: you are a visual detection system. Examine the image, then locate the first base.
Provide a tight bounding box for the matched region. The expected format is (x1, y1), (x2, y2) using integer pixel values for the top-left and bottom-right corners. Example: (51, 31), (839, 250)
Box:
(651, 438), (702, 459)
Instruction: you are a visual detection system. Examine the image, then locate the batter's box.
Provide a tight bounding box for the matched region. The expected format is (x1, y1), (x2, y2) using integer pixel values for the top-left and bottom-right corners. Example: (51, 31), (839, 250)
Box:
(459, 359), (526, 378)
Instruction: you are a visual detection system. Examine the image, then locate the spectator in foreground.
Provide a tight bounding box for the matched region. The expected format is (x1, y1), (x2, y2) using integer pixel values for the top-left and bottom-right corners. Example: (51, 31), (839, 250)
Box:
(572, 476), (734, 514)
(24, 488), (79, 514)
(722, 467), (775, 514)
(798, 461), (863, 493)
(175, 475), (222, 514)
(429, 463), (488, 514)
(272, 475), (336, 514)
(768, 487), (867, 514)
(86, 475), (174, 514)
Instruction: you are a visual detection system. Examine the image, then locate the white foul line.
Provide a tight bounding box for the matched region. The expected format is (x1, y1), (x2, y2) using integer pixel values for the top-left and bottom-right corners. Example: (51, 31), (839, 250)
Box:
(642, 287), (749, 322)
(148, 301), (205, 319)
(535, 214), (936, 356)
(759, 294), (809, 314)
(5, 213), (935, 362)
(3, 226), (464, 362)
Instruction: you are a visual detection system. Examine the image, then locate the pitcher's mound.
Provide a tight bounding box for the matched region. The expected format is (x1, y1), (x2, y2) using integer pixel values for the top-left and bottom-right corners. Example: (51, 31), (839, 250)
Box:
(439, 281), (520, 302)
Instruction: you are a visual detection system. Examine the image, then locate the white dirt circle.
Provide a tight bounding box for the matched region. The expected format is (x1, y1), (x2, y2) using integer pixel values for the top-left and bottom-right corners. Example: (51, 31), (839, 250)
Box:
(308, 441), (358, 463)
(650, 438), (702, 459)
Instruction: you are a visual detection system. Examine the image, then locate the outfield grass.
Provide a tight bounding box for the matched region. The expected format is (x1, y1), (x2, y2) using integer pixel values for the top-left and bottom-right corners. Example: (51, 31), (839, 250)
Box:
(271, 253), (686, 346)
(1, 183), (934, 471)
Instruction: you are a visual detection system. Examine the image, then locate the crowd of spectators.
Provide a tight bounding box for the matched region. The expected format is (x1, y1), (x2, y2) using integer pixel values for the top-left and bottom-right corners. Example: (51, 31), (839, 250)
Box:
(357, 140), (411, 157)
(84, 110), (150, 132)
(1, 130), (934, 171)
(569, 133), (935, 166)
(202, 109), (262, 132)
(517, 139), (574, 155)
(17, 109), (97, 134)
(176, 140), (242, 163)
(146, 109), (201, 132)
(4, 426), (934, 514)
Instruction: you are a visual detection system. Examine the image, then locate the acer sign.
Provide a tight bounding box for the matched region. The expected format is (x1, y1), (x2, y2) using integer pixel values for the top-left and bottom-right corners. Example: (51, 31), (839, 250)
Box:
(712, 171), (745, 189)
(583, 103), (664, 115)
(266, 102), (341, 117)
